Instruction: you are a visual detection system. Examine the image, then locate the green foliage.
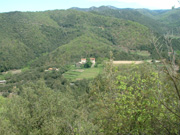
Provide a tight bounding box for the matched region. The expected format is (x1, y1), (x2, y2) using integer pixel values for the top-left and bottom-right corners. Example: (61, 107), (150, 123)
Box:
(0, 63), (179, 134)
(88, 63), (179, 134)
(0, 66), (69, 93)
(84, 58), (92, 68)
(0, 80), (76, 135)
(0, 96), (6, 112)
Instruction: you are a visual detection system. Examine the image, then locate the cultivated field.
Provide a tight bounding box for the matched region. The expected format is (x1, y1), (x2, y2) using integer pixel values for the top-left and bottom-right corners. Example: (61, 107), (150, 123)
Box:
(63, 66), (103, 81)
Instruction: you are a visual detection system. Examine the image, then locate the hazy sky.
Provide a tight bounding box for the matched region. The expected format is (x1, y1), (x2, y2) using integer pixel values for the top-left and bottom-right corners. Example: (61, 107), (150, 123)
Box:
(0, 0), (179, 13)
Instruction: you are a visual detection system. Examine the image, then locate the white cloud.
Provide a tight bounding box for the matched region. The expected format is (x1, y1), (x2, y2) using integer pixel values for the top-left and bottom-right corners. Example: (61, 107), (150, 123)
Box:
(88, 0), (180, 9)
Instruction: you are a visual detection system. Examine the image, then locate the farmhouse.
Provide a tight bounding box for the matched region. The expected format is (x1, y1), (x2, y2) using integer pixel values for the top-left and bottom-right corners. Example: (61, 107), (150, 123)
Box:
(76, 58), (96, 67)
(90, 58), (95, 64)
(78, 58), (96, 64)
(79, 58), (86, 64)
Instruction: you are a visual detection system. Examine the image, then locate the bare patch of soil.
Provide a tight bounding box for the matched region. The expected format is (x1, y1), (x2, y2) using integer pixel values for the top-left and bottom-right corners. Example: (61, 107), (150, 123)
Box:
(113, 61), (144, 64)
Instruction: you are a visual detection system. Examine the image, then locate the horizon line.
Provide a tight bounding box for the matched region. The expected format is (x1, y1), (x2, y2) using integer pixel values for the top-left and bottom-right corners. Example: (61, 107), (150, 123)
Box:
(0, 5), (176, 13)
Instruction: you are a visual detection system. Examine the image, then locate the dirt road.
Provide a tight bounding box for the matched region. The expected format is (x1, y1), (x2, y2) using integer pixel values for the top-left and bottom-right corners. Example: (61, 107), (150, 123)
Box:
(113, 60), (151, 64)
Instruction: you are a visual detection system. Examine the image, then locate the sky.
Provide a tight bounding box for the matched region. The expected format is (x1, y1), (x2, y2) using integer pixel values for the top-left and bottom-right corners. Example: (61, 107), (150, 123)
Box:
(0, 0), (179, 13)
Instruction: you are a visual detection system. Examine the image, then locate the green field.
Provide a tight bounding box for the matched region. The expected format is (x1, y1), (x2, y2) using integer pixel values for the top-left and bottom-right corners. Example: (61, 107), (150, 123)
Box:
(0, 96), (6, 113)
(0, 75), (4, 80)
(63, 66), (103, 81)
(131, 50), (150, 57)
(0, 72), (12, 80)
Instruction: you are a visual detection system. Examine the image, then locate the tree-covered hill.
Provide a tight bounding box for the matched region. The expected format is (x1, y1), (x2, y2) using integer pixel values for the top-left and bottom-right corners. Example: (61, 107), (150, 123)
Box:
(73, 6), (180, 36)
(0, 9), (152, 71)
(31, 33), (112, 67)
(156, 8), (180, 35)
(32, 30), (151, 68)
(31, 10), (152, 67)
(136, 9), (169, 19)
(138, 8), (180, 35)
(89, 7), (164, 34)
(72, 6), (166, 33)
(0, 11), (82, 71)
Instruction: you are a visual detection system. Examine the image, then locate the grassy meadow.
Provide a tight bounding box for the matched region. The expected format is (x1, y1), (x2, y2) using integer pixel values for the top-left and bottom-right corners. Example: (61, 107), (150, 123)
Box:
(63, 65), (103, 81)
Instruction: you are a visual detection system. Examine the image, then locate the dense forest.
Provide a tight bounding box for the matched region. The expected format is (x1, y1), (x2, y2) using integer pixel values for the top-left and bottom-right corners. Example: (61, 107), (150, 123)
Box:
(0, 62), (180, 134)
(0, 9), (154, 71)
(0, 6), (180, 134)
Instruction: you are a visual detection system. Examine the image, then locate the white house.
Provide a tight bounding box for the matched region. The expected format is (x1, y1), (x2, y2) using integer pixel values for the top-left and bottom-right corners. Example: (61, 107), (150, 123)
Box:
(76, 58), (96, 67)
(80, 58), (86, 64)
(90, 58), (95, 64)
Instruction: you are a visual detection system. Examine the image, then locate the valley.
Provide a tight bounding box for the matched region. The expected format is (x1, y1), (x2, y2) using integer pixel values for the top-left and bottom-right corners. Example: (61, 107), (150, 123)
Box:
(0, 5), (180, 135)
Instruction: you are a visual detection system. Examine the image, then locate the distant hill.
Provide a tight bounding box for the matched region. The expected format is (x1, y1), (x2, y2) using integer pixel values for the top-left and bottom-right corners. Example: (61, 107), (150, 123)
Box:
(89, 7), (164, 34)
(136, 8), (180, 35)
(156, 8), (180, 35)
(136, 9), (170, 19)
(72, 6), (180, 36)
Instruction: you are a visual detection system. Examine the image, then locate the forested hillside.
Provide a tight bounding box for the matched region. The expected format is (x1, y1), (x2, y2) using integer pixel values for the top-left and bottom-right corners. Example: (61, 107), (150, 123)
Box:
(0, 9), (152, 71)
(1, 7), (180, 71)
(76, 6), (180, 36)
(139, 8), (180, 35)
(0, 10), (83, 71)
(157, 8), (180, 35)
(89, 6), (164, 34)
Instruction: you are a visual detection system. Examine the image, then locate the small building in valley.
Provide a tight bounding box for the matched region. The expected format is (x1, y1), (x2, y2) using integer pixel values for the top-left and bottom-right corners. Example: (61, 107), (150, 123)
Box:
(80, 58), (87, 64)
(90, 58), (96, 64)
(76, 58), (96, 68)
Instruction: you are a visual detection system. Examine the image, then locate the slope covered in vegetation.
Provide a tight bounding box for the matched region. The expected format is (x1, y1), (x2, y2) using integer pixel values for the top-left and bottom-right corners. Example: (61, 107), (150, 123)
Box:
(89, 7), (164, 34)
(0, 6), (180, 135)
(0, 63), (179, 134)
(73, 6), (180, 36)
(0, 9), (152, 71)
